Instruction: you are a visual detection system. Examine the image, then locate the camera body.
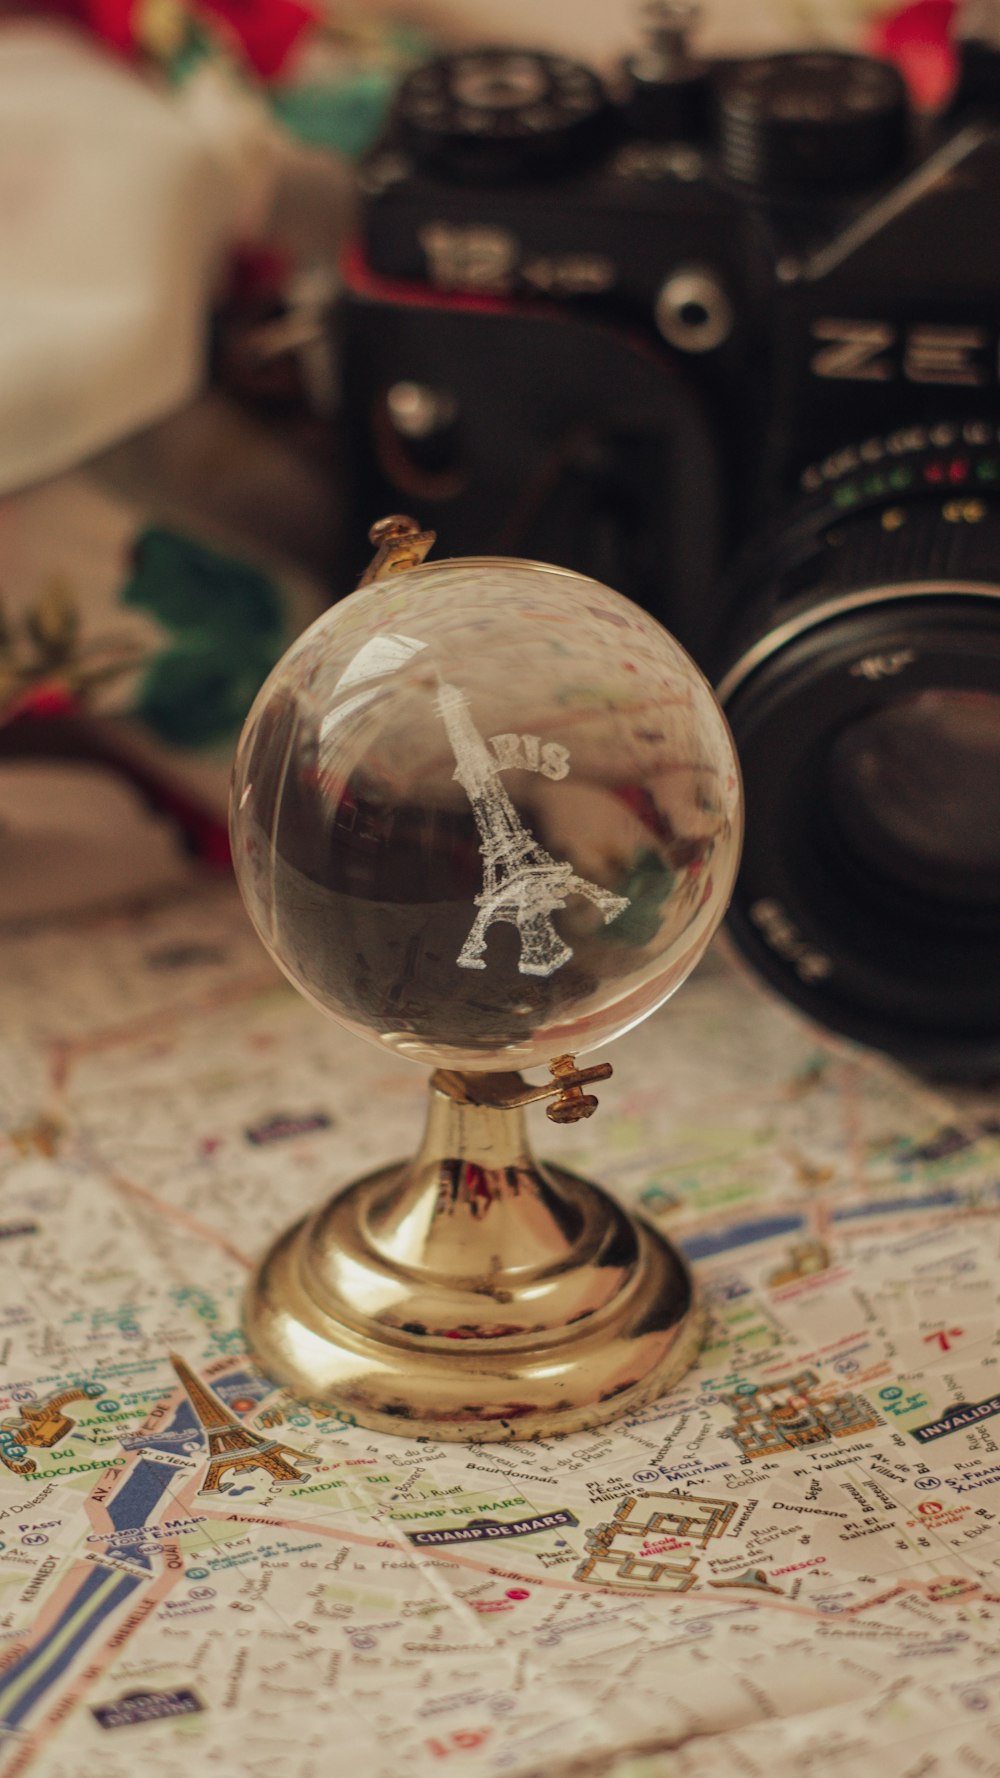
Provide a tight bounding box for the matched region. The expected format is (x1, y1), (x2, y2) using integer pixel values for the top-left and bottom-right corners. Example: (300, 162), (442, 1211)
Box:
(339, 30), (1000, 1074)
(341, 32), (1000, 658)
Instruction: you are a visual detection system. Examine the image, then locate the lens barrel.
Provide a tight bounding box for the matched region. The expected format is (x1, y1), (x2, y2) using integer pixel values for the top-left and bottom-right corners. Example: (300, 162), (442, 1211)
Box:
(719, 422), (1000, 1076)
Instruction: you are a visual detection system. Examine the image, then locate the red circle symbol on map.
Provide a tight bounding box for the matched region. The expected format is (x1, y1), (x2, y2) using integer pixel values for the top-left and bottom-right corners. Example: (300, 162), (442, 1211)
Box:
(506, 1589), (530, 1601)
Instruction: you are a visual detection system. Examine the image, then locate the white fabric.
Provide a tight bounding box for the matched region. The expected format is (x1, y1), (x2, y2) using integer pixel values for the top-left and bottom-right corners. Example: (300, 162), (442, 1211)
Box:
(0, 22), (285, 497)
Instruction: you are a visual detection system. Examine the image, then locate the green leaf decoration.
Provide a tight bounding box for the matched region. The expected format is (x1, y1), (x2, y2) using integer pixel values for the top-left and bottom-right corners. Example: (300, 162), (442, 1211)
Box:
(602, 848), (677, 947)
(120, 527), (287, 749)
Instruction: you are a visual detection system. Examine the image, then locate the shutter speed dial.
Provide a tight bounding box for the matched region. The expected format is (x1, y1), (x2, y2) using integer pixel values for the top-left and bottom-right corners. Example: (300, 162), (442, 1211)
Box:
(717, 52), (909, 192)
(395, 49), (613, 181)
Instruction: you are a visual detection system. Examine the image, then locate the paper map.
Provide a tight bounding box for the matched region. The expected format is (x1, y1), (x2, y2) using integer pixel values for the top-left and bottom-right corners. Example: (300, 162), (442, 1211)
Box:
(2, 883), (1000, 1778)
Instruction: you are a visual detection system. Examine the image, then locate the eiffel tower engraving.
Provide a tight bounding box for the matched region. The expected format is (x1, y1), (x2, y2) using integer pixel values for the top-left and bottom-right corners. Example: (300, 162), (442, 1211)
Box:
(170, 1355), (309, 1492)
(436, 682), (629, 977)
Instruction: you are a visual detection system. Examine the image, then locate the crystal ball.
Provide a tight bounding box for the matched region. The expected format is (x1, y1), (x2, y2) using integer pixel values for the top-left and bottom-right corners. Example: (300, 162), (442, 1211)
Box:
(230, 557), (742, 1071)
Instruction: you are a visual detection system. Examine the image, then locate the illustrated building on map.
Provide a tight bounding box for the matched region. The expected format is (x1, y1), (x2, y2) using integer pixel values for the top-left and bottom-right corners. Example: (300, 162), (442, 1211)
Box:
(766, 1239), (831, 1288)
(720, 1369), (880, 1461)
(0, 1381), (106, 1475)
(575, 1490), (736, 1589)
(170, 1355), (309, 1492)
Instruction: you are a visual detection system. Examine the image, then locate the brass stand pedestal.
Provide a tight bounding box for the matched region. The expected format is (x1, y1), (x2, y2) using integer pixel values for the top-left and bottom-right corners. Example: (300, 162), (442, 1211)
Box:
(244, 1065), (702, 1441)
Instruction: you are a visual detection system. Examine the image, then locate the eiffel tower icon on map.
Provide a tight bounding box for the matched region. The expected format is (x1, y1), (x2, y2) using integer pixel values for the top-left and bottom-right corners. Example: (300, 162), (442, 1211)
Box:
(170, 1355), (309, 1492)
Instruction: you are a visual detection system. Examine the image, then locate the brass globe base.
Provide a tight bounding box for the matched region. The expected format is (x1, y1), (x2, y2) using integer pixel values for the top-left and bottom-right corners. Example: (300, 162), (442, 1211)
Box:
(244, 1067), (703, 1442)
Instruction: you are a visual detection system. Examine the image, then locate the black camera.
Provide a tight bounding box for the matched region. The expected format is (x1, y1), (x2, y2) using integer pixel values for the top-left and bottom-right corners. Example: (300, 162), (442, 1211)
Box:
(339, 15), (1000, 1075)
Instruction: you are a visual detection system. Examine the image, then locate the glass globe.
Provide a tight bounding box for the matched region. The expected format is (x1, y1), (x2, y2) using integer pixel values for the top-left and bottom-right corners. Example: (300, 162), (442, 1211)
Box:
(230, 558), (742, 1071)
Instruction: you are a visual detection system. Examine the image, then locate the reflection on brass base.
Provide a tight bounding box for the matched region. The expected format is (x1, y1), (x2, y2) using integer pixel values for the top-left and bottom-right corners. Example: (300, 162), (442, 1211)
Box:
(244, 1069), (703, 1441)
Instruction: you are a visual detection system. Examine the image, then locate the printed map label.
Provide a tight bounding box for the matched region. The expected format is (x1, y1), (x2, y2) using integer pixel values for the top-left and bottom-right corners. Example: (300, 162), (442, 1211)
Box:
(407, 1510), (578, 1546)
(246, 1113), (332, 1146)
(911, 1394), (1000, 1443)
(92, 1687), (204, 1729)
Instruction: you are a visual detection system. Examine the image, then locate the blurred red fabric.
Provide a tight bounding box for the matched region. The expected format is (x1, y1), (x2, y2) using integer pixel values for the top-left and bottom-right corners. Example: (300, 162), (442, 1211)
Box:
(867, 0), (959, 108)
(27, 0), (318, 75)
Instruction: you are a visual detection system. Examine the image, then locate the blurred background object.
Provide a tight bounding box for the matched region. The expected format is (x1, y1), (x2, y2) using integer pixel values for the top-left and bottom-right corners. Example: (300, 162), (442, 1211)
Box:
(0, 0), (370, 906)
(0, 0), (957, 922)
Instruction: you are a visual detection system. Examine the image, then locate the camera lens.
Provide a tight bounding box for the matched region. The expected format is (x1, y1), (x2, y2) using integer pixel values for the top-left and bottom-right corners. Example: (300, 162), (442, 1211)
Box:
(828, 688), (1000, 901)
(718, 422), (1000, 1076)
